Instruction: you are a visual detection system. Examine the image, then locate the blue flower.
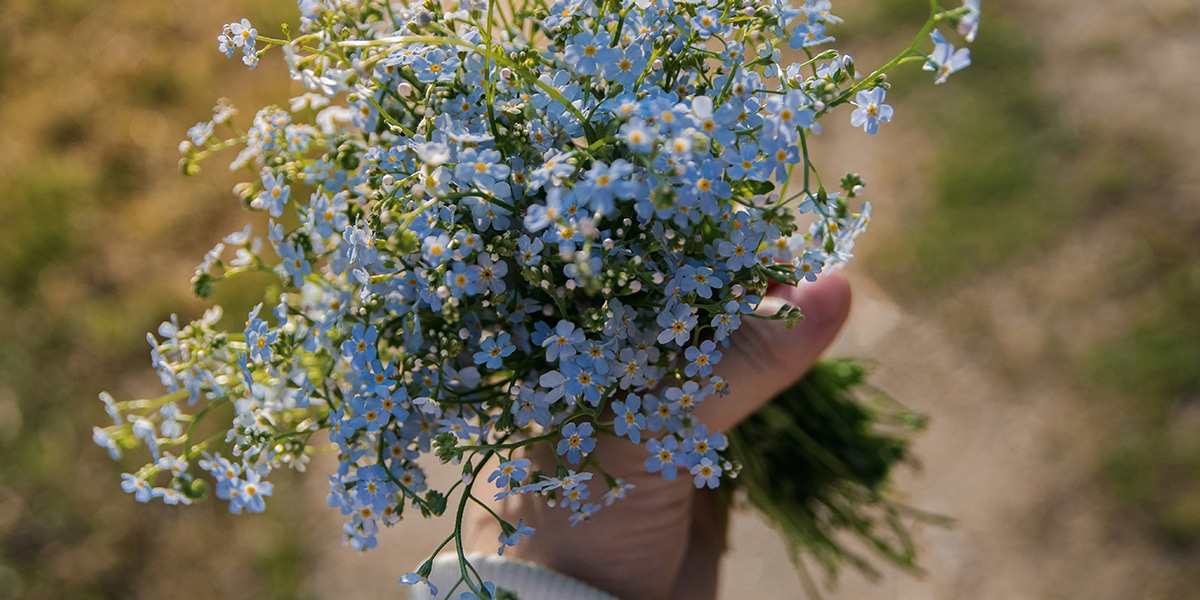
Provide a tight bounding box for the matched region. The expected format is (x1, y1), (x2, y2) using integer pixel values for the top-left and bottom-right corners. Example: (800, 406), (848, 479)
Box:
(789, 18), (834, 49)
(710, 300), (743, 342)
(231, 471), (273, 514)
(341, 324), (378, 368)
(645, 436), (682, 480)
(378, 387), (409, 421)
(445, 261), (480, 296)
(309, 192), (349, 240)
(685, 161), (731, 213)
(925, 30), (972, 85)
(664, 380), (705, 413)
(455, 148), (511, 188)
(684, 340), (722, 377)
(473, 255), (508, 295)
(850, 87), (894, 135)
(347, 395), (389, 433)
(527, 150), (575, 191)
(398, 573), (437, 597)
(468, 197), (511, 232)
(187, 121), (213, 146)
(121, 474), (154, 503)
(516, 235), (544, 266)
(154, 487), (191, 505)
(692, 8), (728, 39)
(690, 457), (723, 489)
(619, 121), (655, 153)
(437, 417), (481, 440)
(958, 0), (981, 42)
(411, 48), (460, 82)
(474, 332), (516, 369)
(656, 303), (697, 346)
(254, 171), (290, 217)
(611, 395), (646, 444)
(603, 43), (647, 89)
(556, 422), (595, 464)
(682, 425), (727, 465)
(575, 341), (614, 375)
(459, 582), (498, 600)
(678, 265), (723, 299)
(277, 240), (311, 288)
(796, 248), (825, 281)
(564, 31), (615, 76)
(244, 306), (278, 364)
(218, 31), (237, 58)
(603, 480), (634, 505)
(422, 232), (452, 265)
(510, 387), (553, 428)
(717, 228), (760, 271)
(561, 479), (591, 510)
(488, 458), (532, 488)
(568, 502), (601, 527)
(576, 159), (634, 217)
(765, 89), (815, 138)
(354, 465), (398, 509)
(543, 320), (586, 362)
(204, 455), (242, 501)
(760, 133), (801, 181)
(228, 18), (256, 49)
(692, 96), (739, 147)
(542, 0), (592, 29)
(498, 520), (535, 555)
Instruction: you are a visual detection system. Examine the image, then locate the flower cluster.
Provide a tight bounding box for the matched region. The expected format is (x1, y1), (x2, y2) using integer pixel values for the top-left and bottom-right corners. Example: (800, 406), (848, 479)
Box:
(98, 0), (978, 597)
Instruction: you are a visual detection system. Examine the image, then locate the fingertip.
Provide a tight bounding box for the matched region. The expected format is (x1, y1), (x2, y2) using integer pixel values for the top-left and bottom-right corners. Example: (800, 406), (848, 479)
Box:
(775, 272), (852, 330)
(699, 274), (853, 431)
(805, 272), (852, 328)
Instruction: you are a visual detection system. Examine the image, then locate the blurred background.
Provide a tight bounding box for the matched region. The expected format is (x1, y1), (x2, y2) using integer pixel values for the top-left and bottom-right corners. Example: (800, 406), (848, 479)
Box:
(0, 0), (1197, 598)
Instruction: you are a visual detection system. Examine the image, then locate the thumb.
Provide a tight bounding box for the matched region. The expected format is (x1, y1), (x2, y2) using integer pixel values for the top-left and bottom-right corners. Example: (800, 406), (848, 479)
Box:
(694, 273), (852, 432)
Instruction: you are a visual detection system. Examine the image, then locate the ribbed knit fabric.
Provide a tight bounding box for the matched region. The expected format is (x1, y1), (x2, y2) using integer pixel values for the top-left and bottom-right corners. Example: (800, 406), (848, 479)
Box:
(408, 553), (620, 600)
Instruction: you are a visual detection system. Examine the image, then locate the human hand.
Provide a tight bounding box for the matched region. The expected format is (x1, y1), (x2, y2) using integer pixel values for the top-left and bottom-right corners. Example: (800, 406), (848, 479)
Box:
(465, 274), (852, 600)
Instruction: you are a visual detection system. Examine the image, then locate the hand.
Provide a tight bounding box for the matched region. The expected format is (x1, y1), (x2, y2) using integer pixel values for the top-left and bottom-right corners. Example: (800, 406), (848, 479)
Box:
(466, 274), (852, 600)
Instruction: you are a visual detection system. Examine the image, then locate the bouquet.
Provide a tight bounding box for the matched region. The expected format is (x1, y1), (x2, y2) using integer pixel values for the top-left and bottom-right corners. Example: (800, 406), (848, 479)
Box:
(95, 0), (979, 597)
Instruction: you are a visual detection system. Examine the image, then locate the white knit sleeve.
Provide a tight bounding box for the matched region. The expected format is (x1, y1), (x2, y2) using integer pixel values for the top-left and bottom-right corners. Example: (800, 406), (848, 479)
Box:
(408, 553), (620, 600)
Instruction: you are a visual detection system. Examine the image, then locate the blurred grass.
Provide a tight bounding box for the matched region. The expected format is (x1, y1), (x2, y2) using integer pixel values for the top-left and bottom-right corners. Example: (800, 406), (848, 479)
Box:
(850, 0), (1200, 552)
(861, 5), (1083, 290)
(1087, 248), (1200, 545)
(0, 1), (311, 599)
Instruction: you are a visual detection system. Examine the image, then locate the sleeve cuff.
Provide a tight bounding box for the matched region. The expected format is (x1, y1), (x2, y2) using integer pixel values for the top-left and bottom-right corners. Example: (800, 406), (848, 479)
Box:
(408, 553), (621, 600)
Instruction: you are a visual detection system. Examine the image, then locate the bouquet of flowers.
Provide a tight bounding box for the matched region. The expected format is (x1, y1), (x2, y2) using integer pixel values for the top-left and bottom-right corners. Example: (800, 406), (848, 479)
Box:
(95, 0), (979, 596)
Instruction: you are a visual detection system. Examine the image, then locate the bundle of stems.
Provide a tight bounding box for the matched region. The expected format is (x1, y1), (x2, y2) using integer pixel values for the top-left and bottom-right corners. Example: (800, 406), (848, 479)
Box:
(726, 358), (937, 593)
